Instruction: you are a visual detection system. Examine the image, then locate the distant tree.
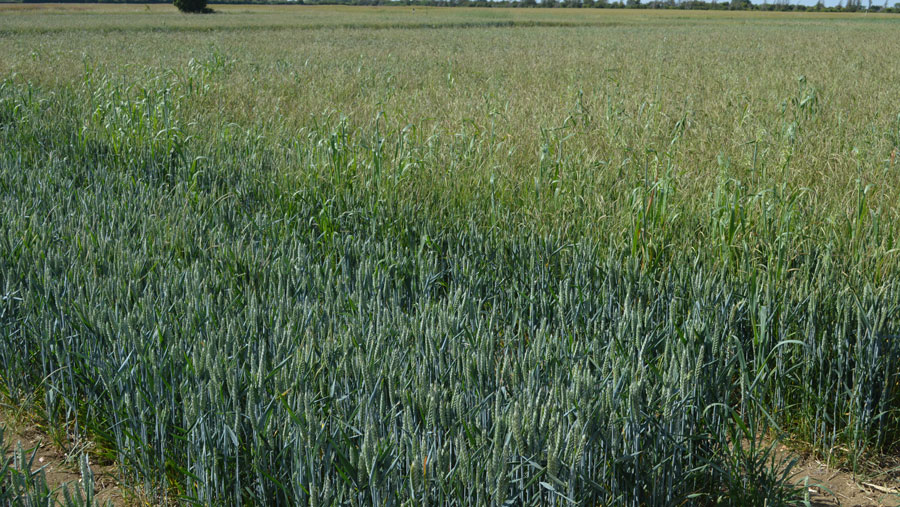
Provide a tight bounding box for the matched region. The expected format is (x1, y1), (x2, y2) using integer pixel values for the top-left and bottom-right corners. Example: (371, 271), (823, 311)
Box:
(174, 0), (209, 13)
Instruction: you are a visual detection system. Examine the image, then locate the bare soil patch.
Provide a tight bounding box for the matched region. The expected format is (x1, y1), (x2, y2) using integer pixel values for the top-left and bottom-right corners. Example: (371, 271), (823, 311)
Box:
(1, 409), (127, 506)
(786, 447), (900, 507)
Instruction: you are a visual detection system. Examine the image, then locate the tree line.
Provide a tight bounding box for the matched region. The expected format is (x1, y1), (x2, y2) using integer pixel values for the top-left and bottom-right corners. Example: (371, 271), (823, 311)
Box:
(307, 0), (898, 11)
(19, 0), (900, 14)
(314, 0), (898, 11)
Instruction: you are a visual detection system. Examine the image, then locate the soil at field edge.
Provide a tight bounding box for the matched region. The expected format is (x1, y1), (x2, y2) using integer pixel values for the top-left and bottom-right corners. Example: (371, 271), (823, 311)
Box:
(3, 409), (898, 506)
(784, 447), (900, 507)
(1, 411), (127, 506)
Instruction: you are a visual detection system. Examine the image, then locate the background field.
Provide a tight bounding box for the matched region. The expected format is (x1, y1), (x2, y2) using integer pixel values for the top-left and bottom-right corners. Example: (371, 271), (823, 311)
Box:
(2, 5), (900, 505)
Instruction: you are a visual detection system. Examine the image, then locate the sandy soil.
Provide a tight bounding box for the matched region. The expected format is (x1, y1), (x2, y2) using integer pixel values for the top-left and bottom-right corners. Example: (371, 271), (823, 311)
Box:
(1, 414), (127, 506)
(775, 441), (900, 507)
(796, 460), (899, 506)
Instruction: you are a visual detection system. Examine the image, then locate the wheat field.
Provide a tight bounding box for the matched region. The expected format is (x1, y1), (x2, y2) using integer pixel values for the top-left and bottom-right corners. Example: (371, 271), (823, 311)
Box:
(2, 5), (900, 505)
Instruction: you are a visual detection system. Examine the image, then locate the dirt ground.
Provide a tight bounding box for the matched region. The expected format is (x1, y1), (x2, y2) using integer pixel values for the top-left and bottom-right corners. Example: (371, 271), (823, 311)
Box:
(785, 447), (900, 507)
(1, 414), (128, 506)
